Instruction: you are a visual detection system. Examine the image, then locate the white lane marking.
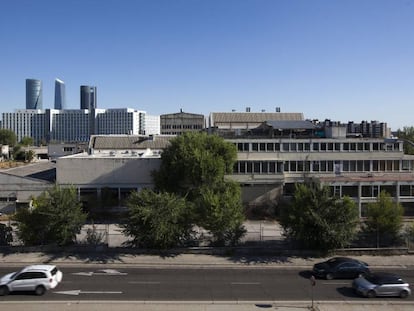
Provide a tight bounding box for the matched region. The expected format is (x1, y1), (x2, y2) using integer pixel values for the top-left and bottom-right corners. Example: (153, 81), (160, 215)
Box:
(54, 290), (123, 296)
(231, 282), (261, 285)
(72, 269), (127, 276)
(128, 281), (160, 285)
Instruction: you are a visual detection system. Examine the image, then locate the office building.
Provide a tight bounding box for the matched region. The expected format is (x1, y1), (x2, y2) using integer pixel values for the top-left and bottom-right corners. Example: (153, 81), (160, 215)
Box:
(80, 85), (97, 110)
(2, 109), (46, 144)
(2, 108), (153, 144)
(95, 108), (146, 135)
(54, 78), (66, 110)
(160, 110), (205, 135)
(25, 79), (42, 109)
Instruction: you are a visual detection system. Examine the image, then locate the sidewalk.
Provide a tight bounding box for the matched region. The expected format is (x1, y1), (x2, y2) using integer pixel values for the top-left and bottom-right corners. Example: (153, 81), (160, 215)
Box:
(0, 251), (413, 269)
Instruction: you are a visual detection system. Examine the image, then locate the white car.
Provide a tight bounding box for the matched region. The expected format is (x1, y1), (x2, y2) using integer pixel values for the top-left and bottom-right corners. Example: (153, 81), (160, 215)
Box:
(0, 264), (63, 296)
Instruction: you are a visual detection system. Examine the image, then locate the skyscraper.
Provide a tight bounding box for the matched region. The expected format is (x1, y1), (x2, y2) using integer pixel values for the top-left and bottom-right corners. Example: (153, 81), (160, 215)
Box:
(80, 85), (97, 110)
(54, 78), (66, 110)
(26, 79), (43, 109)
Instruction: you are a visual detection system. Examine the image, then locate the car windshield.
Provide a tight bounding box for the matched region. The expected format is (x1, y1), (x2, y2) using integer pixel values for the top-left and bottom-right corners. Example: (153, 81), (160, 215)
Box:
(51, 267), (58, 276)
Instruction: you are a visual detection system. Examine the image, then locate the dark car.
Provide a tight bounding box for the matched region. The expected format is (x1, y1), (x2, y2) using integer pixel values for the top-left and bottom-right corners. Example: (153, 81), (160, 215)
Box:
(312, 257), (370, 280)
(353, 272), (411, 298)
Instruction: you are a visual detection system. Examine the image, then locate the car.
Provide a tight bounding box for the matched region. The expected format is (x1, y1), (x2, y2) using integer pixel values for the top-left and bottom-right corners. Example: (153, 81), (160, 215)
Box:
(312, 257), (370, 280)
(353, 272), (411, 298)
(0, 264), (63, 296)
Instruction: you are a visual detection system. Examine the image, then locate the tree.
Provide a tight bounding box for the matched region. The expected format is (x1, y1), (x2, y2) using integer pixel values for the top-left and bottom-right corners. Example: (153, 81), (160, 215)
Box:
(153, 132), (237, 199)
(279, 180), (359, 252)
(364, 190), (404, 247)
(20, 136), (34, 146)
(396, 126), (414, 155)
(152, 132), (246, 246)
(0, 129), (17, 147)
(13, 185), (87, 246)
(195, 181), (246, 246)
(121, 189), (195, 249)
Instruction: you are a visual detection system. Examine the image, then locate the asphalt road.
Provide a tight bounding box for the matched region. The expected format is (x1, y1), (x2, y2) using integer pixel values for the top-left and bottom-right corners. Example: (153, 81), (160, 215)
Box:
(1, 265), (414, 302)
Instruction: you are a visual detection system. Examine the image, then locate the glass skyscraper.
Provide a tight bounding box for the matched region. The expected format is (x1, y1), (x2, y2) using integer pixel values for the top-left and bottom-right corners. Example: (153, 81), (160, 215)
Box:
(54, 78), (66, 110)
(80, 85), (97, 110)
(26, 79), (43, 109)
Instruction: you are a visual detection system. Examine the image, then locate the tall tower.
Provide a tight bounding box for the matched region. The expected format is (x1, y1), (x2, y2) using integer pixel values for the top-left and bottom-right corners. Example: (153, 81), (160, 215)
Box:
(80, 85), (97, 110)
(26, 79), (43, 109)
(54, 78), (66, 110)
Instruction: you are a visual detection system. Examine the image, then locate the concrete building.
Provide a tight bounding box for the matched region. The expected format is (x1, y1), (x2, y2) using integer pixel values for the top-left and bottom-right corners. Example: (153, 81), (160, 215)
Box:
(57, 135), (173, 210)
(55, 113), (414, 218)
(145, 114), (161, 135)
(160, 110), (204, 135)
(25, 79), (42, 110)
(0, 161), (55, 214)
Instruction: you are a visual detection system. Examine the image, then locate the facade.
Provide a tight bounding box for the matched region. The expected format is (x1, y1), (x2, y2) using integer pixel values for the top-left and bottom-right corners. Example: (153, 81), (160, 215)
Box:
(54, 79), (66, 110)
(95, 108), (146, 135)
(225, 119), (414, 217)
(160, 110), (204, 135)
(80, 85), (97, 110)
(1, 109), (46, 144)
(25, 79), (42, 109)
(145, 114), (161, 135)
(57, 135), (173, 210)
(54, 113), (414, 219)
(2, 108), (155, 144)
(47, 109), (90, 142)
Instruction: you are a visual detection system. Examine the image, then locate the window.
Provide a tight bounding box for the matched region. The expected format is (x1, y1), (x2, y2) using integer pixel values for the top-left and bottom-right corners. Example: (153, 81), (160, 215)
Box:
(253, 162), (261, 173)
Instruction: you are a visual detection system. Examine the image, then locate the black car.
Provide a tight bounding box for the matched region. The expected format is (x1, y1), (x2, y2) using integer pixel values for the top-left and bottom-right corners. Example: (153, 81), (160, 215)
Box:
(312, 257), (370, 280)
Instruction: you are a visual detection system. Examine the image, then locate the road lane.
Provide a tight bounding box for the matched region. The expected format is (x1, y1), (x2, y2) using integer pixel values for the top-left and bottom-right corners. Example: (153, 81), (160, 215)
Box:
(0, 266), (413, 302)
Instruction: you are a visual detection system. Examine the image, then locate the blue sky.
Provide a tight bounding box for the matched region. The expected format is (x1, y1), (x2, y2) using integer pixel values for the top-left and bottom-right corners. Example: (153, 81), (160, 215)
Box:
(1, 0), (414, 130)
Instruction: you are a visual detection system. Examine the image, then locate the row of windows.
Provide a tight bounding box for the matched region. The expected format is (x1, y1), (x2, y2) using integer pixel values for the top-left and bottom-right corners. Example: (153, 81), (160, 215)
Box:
(235, 142), (401, 153)
(233, 160), (412, 174)
(283, 184), (414, 198)
(161, 124), (203, 129)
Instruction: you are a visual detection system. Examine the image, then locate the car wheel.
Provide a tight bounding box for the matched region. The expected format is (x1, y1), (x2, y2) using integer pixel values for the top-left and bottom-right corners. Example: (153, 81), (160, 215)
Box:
(399, 290), (409, 299)
(367, 290), (376, 298)
(0, 285), (9, 296)
(34, 285), (46, 296)
(325, 273), (334, 280)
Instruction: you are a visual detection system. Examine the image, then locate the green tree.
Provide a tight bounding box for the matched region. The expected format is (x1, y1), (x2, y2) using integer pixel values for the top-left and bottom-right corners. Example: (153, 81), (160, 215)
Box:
(396, 126), (414, 155)
(153, 132), (237, 199)
(0, 129), (17, 147)
(152, 132), (245, 246)
(0, 224), (13, 246)
(20, 136), (34, 146)
(25, 149), (36, 162)
(364, 190), (404, 247)
(279, 180), (359, 252)
(195, 181), (246, 246)
(13, 185), (87, 246)
(12, 145), (25, 161)
(121, 189), (195, 249)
